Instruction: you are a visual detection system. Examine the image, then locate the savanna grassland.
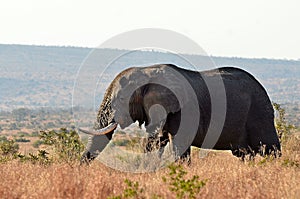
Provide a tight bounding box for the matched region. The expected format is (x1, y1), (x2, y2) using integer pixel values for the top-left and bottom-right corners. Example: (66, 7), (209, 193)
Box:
(0, 128), (299, 199)
(0, 95), (299, 199)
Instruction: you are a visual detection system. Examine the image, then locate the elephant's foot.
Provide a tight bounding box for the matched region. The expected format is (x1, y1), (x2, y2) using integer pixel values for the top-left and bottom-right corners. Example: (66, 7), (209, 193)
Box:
(80, 151), (96, 165)
(144, 130), (170, 153)
(258, 144), (282, 158)
(231, 146), (257, 161)
(174, 147), (191, 165)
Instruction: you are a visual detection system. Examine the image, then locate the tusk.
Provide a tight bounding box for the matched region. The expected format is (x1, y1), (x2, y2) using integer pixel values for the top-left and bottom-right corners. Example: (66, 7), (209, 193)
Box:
(78, 122), (117, 135)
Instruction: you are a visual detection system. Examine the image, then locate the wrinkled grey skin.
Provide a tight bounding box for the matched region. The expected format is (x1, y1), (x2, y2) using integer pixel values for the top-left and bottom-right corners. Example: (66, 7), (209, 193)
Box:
(81, 64), (281, 163)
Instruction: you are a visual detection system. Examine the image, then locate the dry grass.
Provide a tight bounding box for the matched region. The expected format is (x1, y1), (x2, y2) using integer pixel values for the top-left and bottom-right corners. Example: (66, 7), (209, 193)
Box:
(0, 134), (299, 199)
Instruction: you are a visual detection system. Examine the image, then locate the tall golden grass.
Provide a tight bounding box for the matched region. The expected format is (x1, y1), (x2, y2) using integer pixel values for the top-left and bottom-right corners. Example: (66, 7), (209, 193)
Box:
(0, 133), (299, 199)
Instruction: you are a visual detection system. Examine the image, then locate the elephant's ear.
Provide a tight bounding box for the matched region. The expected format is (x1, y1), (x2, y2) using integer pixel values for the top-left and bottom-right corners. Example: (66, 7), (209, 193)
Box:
(125, 65), (196, 122)
(143, 83), (181, 114)
(142, 65), (194, 114)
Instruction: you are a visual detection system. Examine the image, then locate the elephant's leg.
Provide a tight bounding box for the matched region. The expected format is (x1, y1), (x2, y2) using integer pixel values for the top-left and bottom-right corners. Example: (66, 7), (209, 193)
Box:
(144, 113), (169, 154)
(231, 146), (248, 161)
(146, 130), (191, 164)
(80, 151), (96, 165)
(225, 126), (250, 160)
(169, 134), (192, 165)
(144, 130), (170, 154)
(157, 131), (173, 158)
(246, 118), (281, 157)
(177, 147), (191, 165)
(144, 134), (160, 152)
(245, 100), (281, 157)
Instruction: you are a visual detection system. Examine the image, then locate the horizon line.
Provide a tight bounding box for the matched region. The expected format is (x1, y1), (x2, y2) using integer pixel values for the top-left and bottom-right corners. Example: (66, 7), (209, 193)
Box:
(0, 43), (299, 62)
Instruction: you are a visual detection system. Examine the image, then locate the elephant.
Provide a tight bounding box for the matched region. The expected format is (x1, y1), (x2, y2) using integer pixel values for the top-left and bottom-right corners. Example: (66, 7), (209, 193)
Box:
(79, 64), (281, 163)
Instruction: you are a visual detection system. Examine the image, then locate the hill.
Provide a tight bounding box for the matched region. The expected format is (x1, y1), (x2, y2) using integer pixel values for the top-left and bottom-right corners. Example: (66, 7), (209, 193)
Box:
(0, 44), (299, 124)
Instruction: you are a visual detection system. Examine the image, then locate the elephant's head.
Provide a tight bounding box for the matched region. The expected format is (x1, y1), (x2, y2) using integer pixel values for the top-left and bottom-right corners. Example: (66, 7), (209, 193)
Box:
(79, 65), (193, 162)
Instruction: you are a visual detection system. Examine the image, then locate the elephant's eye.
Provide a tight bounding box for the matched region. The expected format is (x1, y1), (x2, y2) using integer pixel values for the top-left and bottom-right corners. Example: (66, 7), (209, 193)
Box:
(119, 97), (125, 101)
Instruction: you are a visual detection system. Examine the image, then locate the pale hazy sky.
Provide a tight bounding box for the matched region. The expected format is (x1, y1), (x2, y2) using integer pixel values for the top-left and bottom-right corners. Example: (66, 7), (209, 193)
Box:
(0, 0), (299, 59)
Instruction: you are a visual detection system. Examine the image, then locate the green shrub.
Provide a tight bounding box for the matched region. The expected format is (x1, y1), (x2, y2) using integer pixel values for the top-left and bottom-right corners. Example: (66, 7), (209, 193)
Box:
(108, 179), (144, 199)
(273, 102), (295, 142)
(0, 139), (19, 163)
(162, 164), (207, 199)
(1, 128), (84, 164)
(282, 158), (299, 168)
(108, 164), (206, 199)
(17, 150), (51, 165)
(0, 139), (19, 156)
(0, 138), (50, 165)
(39, 128), (84, 162)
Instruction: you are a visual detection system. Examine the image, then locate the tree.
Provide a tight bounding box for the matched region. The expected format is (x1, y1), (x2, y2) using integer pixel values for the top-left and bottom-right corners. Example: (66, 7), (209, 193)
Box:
(12, 108), (31, 121)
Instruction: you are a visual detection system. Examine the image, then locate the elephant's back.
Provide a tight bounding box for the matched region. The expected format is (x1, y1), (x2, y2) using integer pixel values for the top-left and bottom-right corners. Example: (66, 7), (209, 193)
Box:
(201, 67), (268, 96)
(202, 67), (259, 82)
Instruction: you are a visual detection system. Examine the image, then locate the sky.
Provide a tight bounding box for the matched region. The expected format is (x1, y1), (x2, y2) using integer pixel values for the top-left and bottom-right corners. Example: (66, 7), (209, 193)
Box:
(0, 0), (299, 59)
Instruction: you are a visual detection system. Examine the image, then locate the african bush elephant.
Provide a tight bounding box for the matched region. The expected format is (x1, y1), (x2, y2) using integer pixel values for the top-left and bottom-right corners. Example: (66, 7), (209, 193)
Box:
(79, 64), (281, 163)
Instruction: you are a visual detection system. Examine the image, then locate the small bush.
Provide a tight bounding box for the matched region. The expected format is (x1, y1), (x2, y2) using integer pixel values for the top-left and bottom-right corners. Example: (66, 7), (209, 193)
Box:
(0, 139), (19, 156)
(273, 102), (295, 142)
(282, 158), (299, 168)
(17, 150), (51, 165)
(108, 179), (144, 199)
(0, 139), (19, 163)
(0, 128), (84, 164)
(162, 164), (207, 199)
(39, 128), (84, 162)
